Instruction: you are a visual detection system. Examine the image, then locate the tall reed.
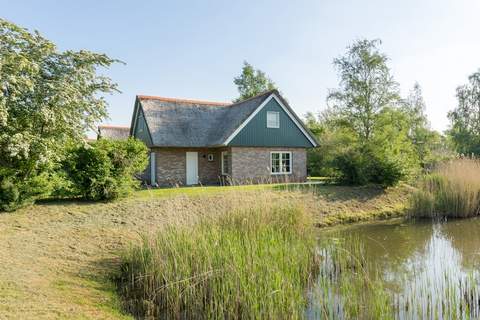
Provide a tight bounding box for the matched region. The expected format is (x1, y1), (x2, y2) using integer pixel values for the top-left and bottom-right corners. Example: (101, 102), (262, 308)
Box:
(308, 238), (393, 319)
(410, 159), (480, 218)
(118, 204), (319, 319)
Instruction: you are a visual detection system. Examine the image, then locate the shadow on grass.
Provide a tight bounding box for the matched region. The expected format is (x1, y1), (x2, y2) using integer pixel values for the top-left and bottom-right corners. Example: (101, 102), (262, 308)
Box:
(35, 197), (110, 207)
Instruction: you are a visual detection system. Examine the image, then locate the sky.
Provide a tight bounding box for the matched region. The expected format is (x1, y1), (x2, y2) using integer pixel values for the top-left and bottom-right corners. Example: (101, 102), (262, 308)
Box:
(2, 0), (480, 135)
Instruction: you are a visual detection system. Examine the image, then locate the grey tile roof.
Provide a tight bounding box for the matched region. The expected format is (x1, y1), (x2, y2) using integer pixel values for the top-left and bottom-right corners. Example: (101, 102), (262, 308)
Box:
(97, 125), (130, 140)
(138, 90), (274, 147)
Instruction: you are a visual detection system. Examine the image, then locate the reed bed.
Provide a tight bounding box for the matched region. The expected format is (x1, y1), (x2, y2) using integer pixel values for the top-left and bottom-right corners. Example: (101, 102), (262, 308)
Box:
(117, 202), (320, 319)
(410, 159), (480, 218)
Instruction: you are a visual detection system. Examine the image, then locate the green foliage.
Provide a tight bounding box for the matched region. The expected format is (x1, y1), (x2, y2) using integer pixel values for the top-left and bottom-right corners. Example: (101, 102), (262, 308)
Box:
(306, 110), (358, 177)
(306, 107), (412, 186)
(63, 138), (148, 201)
(447, 70), (480, 155)
(306, 39), (450, 186)
(0, 19), (119, 210)
(327, 39), (400, 142)
(233, 61), (277, 102)
(332, 145), (405, 187)
(0, 170), (54, 211)
(0, 177), (20, 211)
(402, 83), (453, 168)
(118, 205), (319, 319)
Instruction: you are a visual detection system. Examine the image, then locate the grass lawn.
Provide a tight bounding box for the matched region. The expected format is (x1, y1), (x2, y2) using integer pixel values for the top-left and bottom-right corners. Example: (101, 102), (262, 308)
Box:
(0, 183), (413, 319)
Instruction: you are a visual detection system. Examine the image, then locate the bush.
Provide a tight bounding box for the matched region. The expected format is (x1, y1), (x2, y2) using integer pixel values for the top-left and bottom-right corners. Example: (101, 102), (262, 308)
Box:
(0, 177), (20, 211)
(332, 148), (370, 185)
(0, 171), (53, 211)
(64, 138), (148, 201)
(333, 146), (405, 187)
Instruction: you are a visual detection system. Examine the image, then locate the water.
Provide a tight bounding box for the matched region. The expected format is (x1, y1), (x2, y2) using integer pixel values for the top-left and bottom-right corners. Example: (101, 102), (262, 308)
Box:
(308, 218), (480, 319)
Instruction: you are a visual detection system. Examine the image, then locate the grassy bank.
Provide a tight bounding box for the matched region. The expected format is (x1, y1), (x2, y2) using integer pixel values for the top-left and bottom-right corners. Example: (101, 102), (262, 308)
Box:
(0, 184), (410, 318)
(411, 159), (480, 218)
(119, 205), (319, 319)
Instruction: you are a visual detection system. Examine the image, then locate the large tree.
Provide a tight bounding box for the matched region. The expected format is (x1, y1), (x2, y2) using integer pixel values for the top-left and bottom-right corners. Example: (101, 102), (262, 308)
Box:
(0, 19), (119, 209)
(327, 39), (400, 142)
(448, 70), (480, 155)
(233, 61), (277, 102)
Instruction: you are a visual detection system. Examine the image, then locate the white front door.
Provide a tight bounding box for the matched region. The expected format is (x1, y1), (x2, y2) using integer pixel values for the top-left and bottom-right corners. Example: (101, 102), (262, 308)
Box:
(186, 152), (198, 185)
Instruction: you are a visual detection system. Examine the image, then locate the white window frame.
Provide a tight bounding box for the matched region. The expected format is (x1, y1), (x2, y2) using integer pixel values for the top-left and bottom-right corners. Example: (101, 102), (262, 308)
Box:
(266, 111), (280, 128)
(270, 151), (292, 175)
(221, 151), (229, 175)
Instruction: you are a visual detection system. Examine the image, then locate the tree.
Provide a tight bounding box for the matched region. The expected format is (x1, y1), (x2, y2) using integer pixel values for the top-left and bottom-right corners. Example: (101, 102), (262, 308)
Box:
(404, 82), (429, 135)
(447, 70), (480, 155)
(401, 83), (439, 167)
(233, 61), (277, 102)
(309, 39), (421, 186)
(305, 110), (357, 178)
(0, 19), (119, 210)
(327, 39), (400, 142)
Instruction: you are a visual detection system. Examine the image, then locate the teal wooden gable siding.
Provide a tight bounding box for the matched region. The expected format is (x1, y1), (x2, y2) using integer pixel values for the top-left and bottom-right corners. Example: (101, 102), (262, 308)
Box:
(133, 108), (153, 146)
(228, 98), (314, 147)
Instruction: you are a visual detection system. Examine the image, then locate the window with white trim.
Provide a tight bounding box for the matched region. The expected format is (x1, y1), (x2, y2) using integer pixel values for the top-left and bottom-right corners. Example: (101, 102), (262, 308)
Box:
(271, 152), (292, 174)
(221, 151), (229, 175)
(266, 111), (280, 128)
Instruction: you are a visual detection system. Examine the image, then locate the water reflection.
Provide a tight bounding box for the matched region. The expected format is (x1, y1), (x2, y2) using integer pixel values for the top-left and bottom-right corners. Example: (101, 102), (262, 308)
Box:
(310, 218), (480, 319)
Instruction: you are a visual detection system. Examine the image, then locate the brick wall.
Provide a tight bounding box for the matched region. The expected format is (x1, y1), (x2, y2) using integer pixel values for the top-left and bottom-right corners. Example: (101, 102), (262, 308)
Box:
(230, 147), (307, 184)
(150, 147), (226, 186)
(144, 147), (308, 186)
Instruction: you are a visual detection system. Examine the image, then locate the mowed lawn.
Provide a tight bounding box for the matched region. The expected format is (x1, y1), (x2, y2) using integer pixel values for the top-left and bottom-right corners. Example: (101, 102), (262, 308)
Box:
(0, 183), (412, 319)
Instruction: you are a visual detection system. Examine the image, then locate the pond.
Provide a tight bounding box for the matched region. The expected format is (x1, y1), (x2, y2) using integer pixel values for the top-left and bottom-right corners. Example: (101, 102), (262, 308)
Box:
(308, 218), (480, 319)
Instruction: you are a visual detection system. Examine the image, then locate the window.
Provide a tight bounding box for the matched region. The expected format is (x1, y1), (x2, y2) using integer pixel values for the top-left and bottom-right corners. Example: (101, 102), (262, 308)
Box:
(221, 151), (229, 175)
(267, 111), (280, 128)
(271, 152), (292, 174)
(207, 154), (214, 162)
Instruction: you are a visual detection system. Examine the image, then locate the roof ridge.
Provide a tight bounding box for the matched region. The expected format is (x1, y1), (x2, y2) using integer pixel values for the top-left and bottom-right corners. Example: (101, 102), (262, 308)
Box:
(228, 89), (277, 107)
(98, 125), (130, 129)
(137, 94), (229, 106)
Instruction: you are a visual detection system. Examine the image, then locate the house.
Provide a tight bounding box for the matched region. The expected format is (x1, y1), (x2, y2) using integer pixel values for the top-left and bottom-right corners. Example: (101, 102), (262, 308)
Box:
(97, 125), (130, 140)
(129, 89), (318, 186)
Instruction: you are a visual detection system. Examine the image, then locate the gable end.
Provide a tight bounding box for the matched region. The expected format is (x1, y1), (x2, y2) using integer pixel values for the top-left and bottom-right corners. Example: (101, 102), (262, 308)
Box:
(224, 94), (318, 147)
(131, 99), (154, 146)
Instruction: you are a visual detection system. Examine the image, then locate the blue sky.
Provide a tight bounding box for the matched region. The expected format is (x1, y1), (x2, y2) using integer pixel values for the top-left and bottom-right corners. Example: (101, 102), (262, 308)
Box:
(3, 0), (480, 134)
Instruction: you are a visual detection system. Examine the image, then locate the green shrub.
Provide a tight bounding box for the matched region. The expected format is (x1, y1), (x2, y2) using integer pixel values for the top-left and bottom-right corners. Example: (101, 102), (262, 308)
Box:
(369, 154), (405, 187)
(332, 148), (369, 185)
(118, 205), (319, 319)
(0, 171), (53, 211)
(64, 138), (148, 201)
(333, 146), (405, 187)
(0, 177), (20, 211)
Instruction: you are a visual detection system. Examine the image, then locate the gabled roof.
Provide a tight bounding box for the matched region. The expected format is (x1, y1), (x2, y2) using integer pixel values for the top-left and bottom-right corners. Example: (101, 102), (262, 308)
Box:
(131, 90), (318, 147)
(97, 125), (130, 140)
